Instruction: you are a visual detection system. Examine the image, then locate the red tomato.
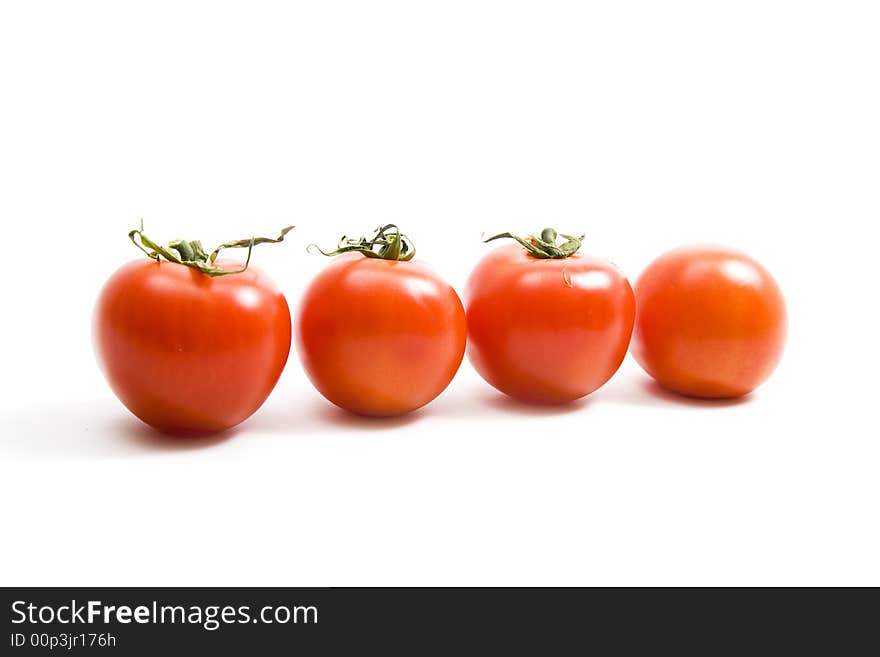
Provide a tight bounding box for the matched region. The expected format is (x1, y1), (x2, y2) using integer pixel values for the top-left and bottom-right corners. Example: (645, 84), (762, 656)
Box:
(632, 245), (787, 398)
(94, 255), (291, 436)
(296, 252), (466, 417)
(465, 234), (635, 404)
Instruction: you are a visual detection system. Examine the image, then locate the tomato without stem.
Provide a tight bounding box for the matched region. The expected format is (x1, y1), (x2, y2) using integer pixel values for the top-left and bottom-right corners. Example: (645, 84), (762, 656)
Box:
(93, 227), (292, 436)
(631, 245), (787, 399)
(296, 226), (466, 417)
(465, 230), (635, 404)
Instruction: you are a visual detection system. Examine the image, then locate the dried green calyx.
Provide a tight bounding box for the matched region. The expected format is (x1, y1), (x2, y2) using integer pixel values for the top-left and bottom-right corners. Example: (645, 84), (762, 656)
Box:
(482, 227), (584, 259)
(308, 224), (415, 261)
(129, 222), (293, 277)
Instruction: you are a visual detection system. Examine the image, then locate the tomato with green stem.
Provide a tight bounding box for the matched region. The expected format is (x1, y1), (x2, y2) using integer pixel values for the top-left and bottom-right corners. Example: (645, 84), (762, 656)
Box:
(296, 225), (466, 417)
(93, 224), (293, 436)
(465, 228), (635, 404)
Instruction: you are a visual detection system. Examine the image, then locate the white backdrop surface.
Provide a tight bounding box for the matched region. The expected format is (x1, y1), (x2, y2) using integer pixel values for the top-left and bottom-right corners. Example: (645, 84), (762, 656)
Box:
(0, 1), (877, 586)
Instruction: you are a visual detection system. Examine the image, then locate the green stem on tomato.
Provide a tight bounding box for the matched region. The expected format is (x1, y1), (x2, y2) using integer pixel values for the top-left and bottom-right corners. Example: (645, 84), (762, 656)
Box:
(129, 221), (293, 277)
(482, 227), (584, 259)
(307, 224), (415, 261)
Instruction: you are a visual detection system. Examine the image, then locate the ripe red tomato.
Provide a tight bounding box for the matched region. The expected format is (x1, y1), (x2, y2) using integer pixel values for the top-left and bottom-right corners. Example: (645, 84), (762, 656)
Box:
(465, 229), (635, 404)
(296, 226), (466, 417)
(632, 245), (787, 398)
(93, 227), (292, 436)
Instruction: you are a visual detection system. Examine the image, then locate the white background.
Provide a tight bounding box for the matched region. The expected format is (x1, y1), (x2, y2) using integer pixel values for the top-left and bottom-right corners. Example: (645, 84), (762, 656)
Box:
(1, 1), (877, 586)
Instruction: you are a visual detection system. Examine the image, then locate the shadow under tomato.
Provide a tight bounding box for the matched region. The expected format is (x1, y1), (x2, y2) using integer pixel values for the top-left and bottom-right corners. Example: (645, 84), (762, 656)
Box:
(597, 376), (755, 409)
(318, 403), (426, 430)
(423, 379), (593, 421)
(0, 399), (238, 461)
(243, 397), (425, 435)
(482, 392), (592, 416)
(121, 418), (238, 450)
(643, 379), (753, 407)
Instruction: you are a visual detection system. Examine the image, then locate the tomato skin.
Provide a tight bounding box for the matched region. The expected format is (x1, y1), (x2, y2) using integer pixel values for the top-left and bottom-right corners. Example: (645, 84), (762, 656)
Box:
(632, 245), (787, 399)
(464, 244), (635, 404)
(295, 254), (466, 417)
(93, 259), (291, 436)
